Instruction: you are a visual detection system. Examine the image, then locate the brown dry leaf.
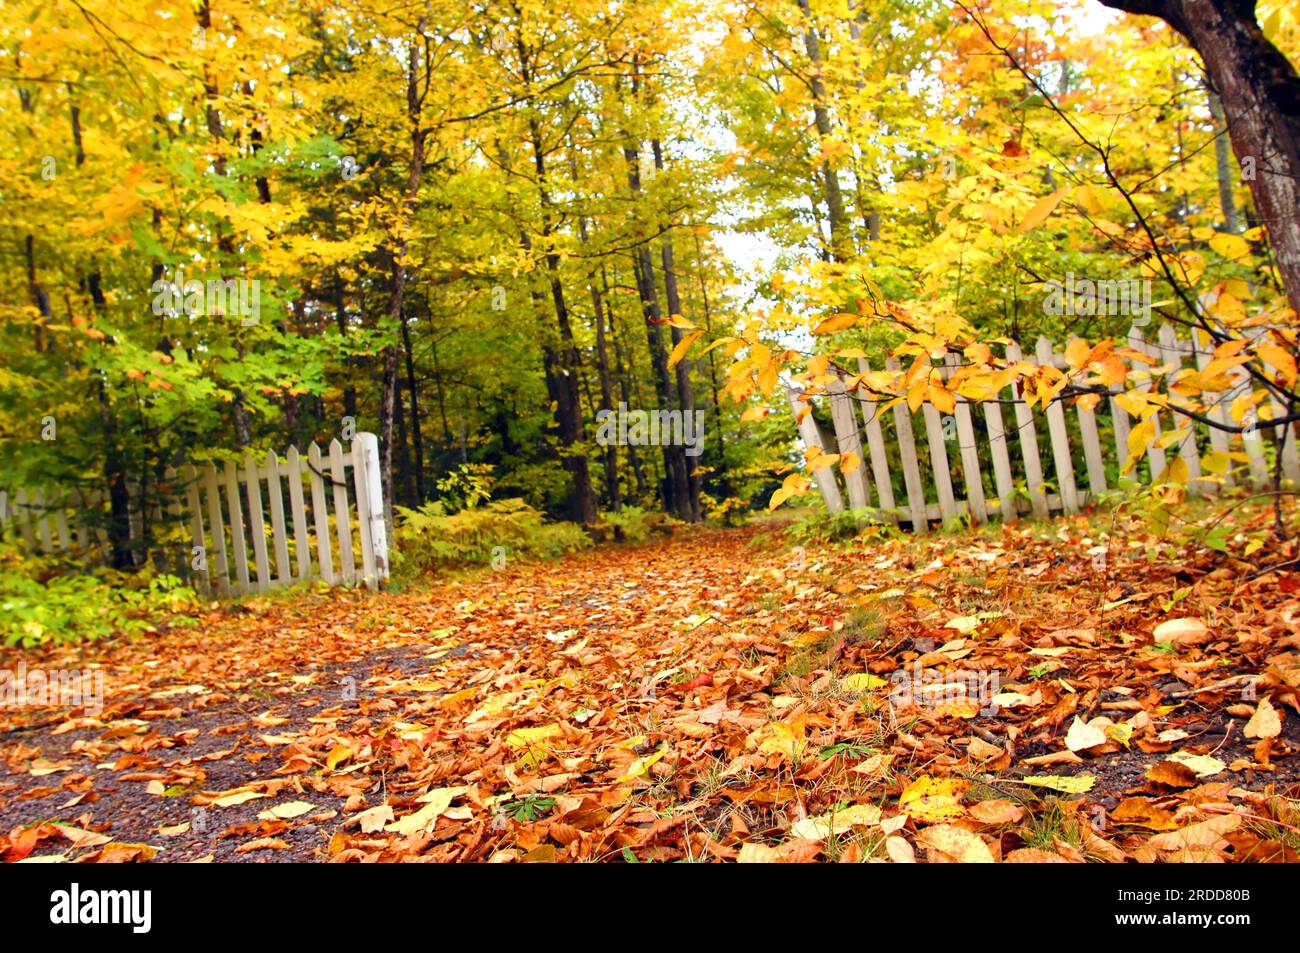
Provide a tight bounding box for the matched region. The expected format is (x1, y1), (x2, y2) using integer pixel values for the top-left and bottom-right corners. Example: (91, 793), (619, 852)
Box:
(1152, 617), (1212, 645)
(1147, 813), (1243, 858)
(355, 805), (395, 834)
(916, 824), (996, 863)
(1145, 760), (1199, 788)
(885, 835), (915, 863)
(1110, 798), (1177, 831)
(968, 799), (1025, 825)
(1005, 848), (1068, 863)
(967, 736), (1004, 761)
(1243, 696), (1281, 739)
(94, 842), (159, 863)
(737, 842), (782, 863)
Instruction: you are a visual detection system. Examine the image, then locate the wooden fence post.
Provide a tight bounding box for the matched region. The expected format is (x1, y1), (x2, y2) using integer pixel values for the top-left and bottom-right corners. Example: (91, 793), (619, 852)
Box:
(786, 385), (843, 513)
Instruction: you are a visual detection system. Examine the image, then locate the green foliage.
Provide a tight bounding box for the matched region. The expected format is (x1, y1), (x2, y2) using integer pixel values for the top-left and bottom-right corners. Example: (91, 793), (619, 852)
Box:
(0, 547), (199, 648)
(434, 463), (496, 512)
(785, 507), (898, 546)
(500, 795), (556, 822)
(600, 505), (683, 543)
(391, 498), (591, 577)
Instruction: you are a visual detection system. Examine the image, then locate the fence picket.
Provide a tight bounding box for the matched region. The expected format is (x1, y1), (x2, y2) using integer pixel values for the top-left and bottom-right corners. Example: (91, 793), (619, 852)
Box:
(1128, 325), (1168, 480)
(308, 442), (335, 585)
(983, 400), (1017, 521)
(33, 488), (52, 552)
(15, 489), (34, 548)
(787, 386), (843, 513)
(183, 465), (209, 596)
(244, 452), (271, 593)
(854, 360), (897, 521)
(203, 463), (231, 598)
(921, 400), (958, 522)
(351, 439), (377, 588)
(1068, 336), (1108, 500)
(285, 446), (312, 582)
(885, 357), (929, 530)
(827, 378), (870, 510)
(1006, 342), (1050, 519)
(1193, 329), (1234, 490)
(946, 354), (988, 523)
(223, 460), (251, 596)
(1158, 323), (1206, 493)
(1036, 337), (1080, 514)
(267, 450), (291, 584)
(329, 438), (357, 583)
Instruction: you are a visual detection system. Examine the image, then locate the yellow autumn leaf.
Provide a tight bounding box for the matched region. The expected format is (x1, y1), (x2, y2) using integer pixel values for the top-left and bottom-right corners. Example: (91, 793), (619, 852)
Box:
(790, 803), (882, 840)
(325, 743), (353, 771)
(814, 312), (858, 335)
(1209, 232), (1251, 260)
(1257, 341), (1298, 388)
(928, 382), (956, 414)
(505, 723), (564, 748)
(1065, 716), (1108, 752)
(1017, 774), (1096, 794)
(385, 786), (468, 835)
(898, 776), (968, 822)
(842, 672), (889, 693)
(1018, 187), (1070, 233)
(768, 474), (810, 511)
(617, 743), (668, 781)
(667, 330), (703, 370)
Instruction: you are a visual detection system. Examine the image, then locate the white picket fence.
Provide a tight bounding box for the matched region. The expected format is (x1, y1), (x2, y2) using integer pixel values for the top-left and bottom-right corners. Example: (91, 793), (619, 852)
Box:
(0, 433), (389, 595)
(789, 324), (1300, 528)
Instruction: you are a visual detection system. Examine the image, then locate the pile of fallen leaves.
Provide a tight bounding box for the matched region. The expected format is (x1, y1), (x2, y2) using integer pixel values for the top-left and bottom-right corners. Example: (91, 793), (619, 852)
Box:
(2, 505), (1298, 862)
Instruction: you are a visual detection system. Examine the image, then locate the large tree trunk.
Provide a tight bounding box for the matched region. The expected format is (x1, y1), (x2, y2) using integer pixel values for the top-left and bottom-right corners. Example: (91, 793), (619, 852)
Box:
(606, 266), (648, 499)
(525, 123), (598, 526)
(1102, 0), (1300, 314)
(624, 144), (692, 519)
(797, 0), (851, 262)
(378, 21), (429, 535)
(399, 307), (425, 503)
(652, 139), (701, 522)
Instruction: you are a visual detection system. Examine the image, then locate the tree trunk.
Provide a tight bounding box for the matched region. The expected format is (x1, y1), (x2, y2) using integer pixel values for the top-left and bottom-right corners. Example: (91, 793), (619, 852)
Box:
(378, 20), (429, 535)
(652, 140), (701, 522)
(334, 276), (357, 419)
(1206, 87), (1241, 233)
(400, 307), (426, 503)
(624, 144), (691, 519)
(797, 0), (851, 262)
(525, 121), (598, 526)
(1102, 0), (1300, 313)
(605, 266), (648, 498)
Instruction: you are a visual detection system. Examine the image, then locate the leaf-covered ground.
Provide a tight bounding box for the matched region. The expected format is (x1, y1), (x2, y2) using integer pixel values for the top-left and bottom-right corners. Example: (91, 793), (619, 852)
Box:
(2, 513), (1299, 863)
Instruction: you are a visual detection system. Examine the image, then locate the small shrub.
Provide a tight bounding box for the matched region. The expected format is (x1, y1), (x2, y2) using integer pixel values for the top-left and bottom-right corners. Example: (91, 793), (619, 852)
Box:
(0, 546), (199, 648)
(600, 505), (685, 543)
(786, 507), (896, 545)
(391, 498), (591, 577)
